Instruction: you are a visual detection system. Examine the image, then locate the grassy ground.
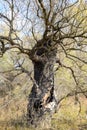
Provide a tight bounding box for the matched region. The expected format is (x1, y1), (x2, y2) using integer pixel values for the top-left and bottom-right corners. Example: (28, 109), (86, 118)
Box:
(0, 93), (87, 130)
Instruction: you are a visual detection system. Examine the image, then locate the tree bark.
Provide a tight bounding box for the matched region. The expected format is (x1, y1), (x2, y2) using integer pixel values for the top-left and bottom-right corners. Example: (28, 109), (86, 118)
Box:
(27, 39), (57, 125)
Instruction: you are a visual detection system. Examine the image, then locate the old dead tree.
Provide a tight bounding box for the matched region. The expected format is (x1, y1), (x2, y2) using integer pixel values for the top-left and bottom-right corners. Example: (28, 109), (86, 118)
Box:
(0, 0), (87, 125)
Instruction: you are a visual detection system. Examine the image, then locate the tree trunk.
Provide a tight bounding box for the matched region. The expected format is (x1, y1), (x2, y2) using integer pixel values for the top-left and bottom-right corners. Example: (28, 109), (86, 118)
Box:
(27, 39), (57, 125)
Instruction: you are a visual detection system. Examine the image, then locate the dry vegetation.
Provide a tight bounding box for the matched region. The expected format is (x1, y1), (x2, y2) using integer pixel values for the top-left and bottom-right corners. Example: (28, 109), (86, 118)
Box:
(0, 71), (87, 130)
(0, 95), (87, 130)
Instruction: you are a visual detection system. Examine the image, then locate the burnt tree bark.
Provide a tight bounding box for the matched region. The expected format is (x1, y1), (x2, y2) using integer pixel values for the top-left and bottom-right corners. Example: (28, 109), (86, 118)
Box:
(27, 39), (57, 125)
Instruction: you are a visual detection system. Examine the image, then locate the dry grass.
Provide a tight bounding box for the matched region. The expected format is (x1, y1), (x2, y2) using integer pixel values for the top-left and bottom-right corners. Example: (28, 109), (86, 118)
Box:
(0, 93), (87, 130)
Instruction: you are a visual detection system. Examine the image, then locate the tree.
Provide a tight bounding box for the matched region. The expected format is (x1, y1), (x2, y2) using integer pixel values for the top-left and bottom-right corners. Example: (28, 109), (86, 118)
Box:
(0, 0), (87, 126)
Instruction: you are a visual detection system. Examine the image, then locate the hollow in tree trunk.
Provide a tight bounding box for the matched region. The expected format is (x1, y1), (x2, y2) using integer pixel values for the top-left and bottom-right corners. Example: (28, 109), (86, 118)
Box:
(27, 39), (57, 125)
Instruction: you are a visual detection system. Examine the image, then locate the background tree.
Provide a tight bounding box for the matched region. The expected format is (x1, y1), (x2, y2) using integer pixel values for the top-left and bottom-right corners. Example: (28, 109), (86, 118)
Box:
(0, 0), (87, 126)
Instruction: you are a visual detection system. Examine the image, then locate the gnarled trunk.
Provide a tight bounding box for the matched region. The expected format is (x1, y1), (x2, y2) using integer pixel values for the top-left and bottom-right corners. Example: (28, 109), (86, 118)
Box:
(27, 39), (57, 125)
